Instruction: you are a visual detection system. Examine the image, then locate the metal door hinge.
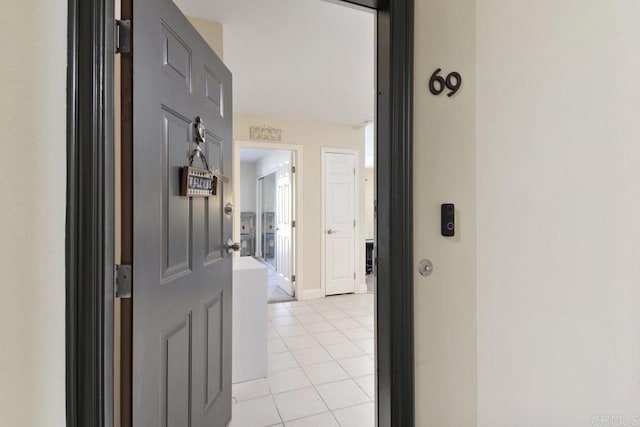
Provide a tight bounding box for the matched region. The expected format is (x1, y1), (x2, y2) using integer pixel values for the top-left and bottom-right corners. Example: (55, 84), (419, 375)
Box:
(292, 220), (296, 228)
(292, 275), (296, 282)
(292, 166), (296, 173)
(115, 264), (132, 298)
(115, 20), (132, 54)
(354, 220), (356, 227)
(353, 272), (356, 280)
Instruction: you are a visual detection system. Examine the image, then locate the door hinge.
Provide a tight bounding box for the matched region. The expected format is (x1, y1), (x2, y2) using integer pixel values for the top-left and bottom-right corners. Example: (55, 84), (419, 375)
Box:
(292, 166), (296, 173)
(353, 272), (356, 280)
(115, 20), (132, 54)
(292, 274), (296, 282)
(292, 220), (296, 228)
(354, 168), (356, 175)
(115, 264), (132, 298)
(354, 220), (356, 227)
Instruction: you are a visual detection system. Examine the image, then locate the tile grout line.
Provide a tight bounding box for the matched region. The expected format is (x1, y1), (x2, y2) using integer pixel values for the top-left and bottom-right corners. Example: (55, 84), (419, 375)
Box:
(252, 294), (375, 426)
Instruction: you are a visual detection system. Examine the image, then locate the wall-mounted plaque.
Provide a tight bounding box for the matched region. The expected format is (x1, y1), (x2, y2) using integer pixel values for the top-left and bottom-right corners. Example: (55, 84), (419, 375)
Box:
(250, 126), (282, 141)
(180, 166), (217, 197)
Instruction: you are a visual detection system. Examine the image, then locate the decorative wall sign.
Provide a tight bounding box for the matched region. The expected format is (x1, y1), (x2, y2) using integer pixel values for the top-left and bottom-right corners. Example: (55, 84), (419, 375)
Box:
(250, 126), (282, 141)
(429, 68), (462, 97)
(181, 166), (217, 197)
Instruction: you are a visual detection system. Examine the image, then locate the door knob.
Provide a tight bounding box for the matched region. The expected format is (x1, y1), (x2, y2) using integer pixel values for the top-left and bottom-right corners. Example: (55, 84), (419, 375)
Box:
(225, 238), (241, 254)
(327, 229), (338, 235)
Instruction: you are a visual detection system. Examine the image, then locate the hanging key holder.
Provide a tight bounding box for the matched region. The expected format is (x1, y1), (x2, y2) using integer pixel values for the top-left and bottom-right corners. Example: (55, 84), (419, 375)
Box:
(180, 116), (230, 197)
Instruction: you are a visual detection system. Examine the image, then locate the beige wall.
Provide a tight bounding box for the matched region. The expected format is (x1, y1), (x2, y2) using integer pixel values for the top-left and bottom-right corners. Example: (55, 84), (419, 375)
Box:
(476, 1), (640, 425)
(413, 0), (477, 425)
(234, 113), (367, 299)
(0, 0), (67, 425)
(240, 161), (257, 213)
(188, 17), (224, 60)
(414, 0), (640, 425)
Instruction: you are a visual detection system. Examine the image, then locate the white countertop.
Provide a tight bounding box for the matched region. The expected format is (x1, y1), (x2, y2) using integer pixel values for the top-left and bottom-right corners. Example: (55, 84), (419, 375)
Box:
(233, 256), (268, 271)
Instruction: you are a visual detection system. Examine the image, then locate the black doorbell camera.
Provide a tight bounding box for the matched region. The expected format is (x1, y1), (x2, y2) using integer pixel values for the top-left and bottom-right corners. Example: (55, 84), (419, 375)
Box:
(441, 204), (455, 237)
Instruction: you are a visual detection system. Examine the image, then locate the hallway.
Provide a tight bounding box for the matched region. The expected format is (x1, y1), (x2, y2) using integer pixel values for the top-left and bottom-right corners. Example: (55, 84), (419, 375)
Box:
(230, 293), (375, 426)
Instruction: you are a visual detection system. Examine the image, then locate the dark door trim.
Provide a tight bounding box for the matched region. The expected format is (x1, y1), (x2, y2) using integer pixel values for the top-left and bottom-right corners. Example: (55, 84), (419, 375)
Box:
(374, 1), (415, 425)
(66, 0), (115, 426)
(65, 0), (414, 425)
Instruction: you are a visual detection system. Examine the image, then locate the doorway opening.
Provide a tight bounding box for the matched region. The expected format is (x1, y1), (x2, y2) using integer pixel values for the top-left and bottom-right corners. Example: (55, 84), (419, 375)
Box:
(236, 145), (300, 304)
(67, 0), (414, 425)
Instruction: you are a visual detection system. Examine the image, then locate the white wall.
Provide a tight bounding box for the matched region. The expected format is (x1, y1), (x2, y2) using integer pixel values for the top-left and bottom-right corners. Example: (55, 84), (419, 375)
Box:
(364, 168), (374, 240)
(262, 172), (276, 213)
(234, 113), (366, 299)
(256, 150), (291, 178)
(0, 0), (67, 425)
(240, 161), (257, 213)
(413, 0), (478, 425)
(476, 2), (640, 425)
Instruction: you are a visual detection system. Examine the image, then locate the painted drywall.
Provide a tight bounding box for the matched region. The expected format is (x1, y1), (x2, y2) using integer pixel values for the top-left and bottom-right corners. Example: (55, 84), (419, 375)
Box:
(413, 0), (477, 425)
(255, 150), (292, 178)
(240, 161), (257, 213)
(234, 113), (366, 299)
(261, 172), (277, 213)
(476, 2), (640, 425)
(364, 168), (374, 240)
(188, 17), (224, 60)
(0, 0), (67, 425)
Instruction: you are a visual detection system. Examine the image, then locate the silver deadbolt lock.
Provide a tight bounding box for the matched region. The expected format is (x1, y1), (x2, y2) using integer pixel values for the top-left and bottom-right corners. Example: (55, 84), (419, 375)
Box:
(418, 259), (434, 277)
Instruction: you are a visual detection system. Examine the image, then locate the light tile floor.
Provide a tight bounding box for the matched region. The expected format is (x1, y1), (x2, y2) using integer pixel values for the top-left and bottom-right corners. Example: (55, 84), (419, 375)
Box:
(230, 293), (375, 427)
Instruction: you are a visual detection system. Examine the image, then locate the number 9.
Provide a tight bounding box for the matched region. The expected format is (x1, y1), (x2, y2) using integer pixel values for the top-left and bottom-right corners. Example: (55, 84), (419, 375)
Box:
(445, 72), (461, 97)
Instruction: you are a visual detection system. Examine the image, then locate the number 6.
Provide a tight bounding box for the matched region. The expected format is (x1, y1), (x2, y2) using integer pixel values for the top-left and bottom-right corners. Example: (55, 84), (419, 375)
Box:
(429, 68), (445, 95)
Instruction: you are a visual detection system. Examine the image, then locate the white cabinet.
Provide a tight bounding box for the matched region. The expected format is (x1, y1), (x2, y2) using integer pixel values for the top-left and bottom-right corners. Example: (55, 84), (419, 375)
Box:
(232, 257), (268, 383)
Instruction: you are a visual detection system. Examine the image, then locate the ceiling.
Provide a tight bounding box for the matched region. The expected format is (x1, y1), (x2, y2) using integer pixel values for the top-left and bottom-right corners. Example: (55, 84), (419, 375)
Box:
(174, 0), (375, 125)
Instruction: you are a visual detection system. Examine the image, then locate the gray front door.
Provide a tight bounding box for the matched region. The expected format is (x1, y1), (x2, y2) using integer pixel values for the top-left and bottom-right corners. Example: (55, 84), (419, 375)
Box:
(132, 0), (233, 425)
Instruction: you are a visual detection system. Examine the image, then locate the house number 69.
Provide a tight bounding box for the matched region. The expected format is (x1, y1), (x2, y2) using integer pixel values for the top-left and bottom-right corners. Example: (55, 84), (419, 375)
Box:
(429, 68), (462, 97)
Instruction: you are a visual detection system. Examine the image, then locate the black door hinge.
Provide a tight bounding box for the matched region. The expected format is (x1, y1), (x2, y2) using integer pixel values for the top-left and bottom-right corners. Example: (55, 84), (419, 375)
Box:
(115, 20), (132, 54)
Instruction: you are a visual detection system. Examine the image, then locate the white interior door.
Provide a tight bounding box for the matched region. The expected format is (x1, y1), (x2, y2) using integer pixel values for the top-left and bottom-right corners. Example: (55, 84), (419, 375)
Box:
(324, 152), (356, 295)
(276, 162), (294, 295)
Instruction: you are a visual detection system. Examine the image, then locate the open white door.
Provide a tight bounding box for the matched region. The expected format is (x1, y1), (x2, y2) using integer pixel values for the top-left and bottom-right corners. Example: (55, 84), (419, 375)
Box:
(324, 151), (357, 295)
(276, 161), (294, 295)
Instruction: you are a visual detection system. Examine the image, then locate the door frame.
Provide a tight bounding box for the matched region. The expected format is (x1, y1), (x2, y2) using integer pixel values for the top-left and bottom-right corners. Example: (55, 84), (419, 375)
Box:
(234, 141), (303, 298)
(66, 0), (415, 425)
(321, 147), (360, 296)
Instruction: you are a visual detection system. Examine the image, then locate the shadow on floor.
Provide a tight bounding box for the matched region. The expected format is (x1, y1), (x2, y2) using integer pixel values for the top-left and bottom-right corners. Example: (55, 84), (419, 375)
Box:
(252, 257), (296, 303)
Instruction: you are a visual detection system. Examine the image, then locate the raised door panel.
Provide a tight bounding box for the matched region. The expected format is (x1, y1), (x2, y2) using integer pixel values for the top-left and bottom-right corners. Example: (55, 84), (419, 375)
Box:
(162, 314), (193, 427)
(133, 0), (233, 425)
(161, 108), (193, 282)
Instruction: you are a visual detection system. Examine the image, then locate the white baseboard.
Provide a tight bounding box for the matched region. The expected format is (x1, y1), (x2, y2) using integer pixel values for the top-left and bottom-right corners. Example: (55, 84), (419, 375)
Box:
(357, 283), (368, 294)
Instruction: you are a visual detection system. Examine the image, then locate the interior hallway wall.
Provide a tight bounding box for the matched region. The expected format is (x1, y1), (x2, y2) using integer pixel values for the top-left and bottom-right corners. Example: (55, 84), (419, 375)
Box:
(413, 0), (478, 425)
(240, 161), (257, 213)
(234, 113), (366, 299)
(476, 1), (640, 425)
(0, 0), (67, 425)
(364, 168), (374, 240)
